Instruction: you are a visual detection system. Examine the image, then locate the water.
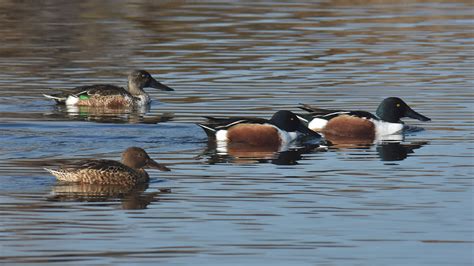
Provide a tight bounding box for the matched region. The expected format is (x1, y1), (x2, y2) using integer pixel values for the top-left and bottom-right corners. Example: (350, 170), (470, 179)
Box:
(1, 1), (473, 265)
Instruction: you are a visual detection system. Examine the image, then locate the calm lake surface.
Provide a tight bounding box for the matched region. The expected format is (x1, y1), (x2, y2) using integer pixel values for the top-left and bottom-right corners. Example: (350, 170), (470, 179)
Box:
(0, 0), (473, 265)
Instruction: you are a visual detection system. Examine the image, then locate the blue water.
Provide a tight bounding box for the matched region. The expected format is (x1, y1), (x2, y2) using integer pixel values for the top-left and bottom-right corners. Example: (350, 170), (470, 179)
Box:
(0, 1), (473, 265)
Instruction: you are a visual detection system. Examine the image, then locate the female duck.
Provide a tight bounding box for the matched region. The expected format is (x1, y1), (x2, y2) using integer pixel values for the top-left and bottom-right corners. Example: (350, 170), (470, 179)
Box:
(44, 70), (173, 107)
(45, 147), (170, 186)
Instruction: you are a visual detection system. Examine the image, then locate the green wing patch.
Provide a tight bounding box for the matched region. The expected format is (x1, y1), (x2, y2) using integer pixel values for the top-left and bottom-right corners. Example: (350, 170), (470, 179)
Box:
(79, 94), (90, 100)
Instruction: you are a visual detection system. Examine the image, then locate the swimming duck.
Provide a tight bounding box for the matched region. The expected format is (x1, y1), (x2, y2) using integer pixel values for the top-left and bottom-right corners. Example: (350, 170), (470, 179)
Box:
(198, 110), (320, 147)
(44, 147), (170, 186)
(298, 97), (431, 139)
(43, 70), (173, 107)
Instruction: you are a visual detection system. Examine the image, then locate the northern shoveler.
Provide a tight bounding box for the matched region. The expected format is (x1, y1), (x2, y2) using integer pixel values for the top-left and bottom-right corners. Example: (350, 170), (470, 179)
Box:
(197, 110), (321, 148)
(44, 147), (170, 186)
(43, 70), (174, 107)
(298, 97), (431, 140)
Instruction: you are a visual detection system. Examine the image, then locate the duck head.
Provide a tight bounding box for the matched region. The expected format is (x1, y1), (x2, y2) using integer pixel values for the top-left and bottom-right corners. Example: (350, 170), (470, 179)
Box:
(376, 97), (431, 123)
(121, 147), (170, 171)
(269, 110), (321, 137)
(128, 70), (174, 95)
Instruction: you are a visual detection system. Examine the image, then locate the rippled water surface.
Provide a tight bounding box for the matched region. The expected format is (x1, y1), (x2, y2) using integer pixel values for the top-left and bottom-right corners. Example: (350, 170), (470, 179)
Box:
(1, 1), (473, 265)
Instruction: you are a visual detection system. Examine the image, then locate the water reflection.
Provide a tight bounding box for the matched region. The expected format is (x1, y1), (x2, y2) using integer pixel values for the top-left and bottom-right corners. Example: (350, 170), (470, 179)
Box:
(324, 125), (428, 161)
(48, 183), (171, 210)
(376, 141), (428, 162)
(201, 142), (325, 165)
(323, 131), (404, 145)
(46, 104), (174, 124)
(327, 137), (428, 162)
(0, 0), (471, 264)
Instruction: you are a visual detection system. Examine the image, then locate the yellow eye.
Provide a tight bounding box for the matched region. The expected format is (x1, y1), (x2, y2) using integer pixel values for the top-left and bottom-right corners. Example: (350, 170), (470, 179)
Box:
(396, 103), (401, 107)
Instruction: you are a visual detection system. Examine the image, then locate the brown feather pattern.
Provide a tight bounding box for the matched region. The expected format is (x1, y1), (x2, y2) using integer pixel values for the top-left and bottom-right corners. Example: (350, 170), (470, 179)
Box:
(77, 95), (134, 108)
(45, 159), (149, 186)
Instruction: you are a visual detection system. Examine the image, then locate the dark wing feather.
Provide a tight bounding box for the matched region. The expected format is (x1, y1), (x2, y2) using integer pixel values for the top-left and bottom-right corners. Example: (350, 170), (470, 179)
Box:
(346, 111), (378, 120)
(299, 104), (378, 120)
(299, 104), (344, 115)
(203, 116), (267, 128)
(81, 85), (130, 97)
(197, 116), (268, 138)
(60, 159), (133, 173)
(50, 85), (130, 99)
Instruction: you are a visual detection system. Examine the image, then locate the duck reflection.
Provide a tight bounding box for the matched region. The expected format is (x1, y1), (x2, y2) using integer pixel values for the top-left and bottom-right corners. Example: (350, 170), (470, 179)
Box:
(376, 141), (428, 161)
(47, 104), (173, 124)
(201, 142), (324, 165)
(323, 130), (405, 147)
(271, 144), (324, 165)
(325, 133), (428, 162)
(48, 183), (171, 210)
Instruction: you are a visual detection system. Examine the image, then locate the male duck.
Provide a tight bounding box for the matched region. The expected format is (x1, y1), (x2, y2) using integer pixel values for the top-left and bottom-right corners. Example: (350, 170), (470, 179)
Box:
(44, 147), (170, 186)
(198, 110), (320, 147)
(298, 97), (431, 139)
(44, 70), (173, 107)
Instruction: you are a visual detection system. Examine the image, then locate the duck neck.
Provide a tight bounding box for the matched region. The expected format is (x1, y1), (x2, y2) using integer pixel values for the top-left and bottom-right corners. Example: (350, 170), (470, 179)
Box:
(134, 168), (150, 183)
(128, 81), (146, 97)
(128, 82), (150, 104)
(376, 109), (400, 123)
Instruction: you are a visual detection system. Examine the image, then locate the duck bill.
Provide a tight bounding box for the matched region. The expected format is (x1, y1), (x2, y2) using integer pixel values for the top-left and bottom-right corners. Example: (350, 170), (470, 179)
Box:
(405, 107), (431, 122)
(297, 123), (321, 137)
(146, 159), (171, 172)
(148, 77), (174, 91)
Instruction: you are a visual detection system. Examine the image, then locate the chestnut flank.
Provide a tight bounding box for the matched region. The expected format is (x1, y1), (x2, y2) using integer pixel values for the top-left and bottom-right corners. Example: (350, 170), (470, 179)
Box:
(227, 124), (281, 147)
(323, 115), (375, 139)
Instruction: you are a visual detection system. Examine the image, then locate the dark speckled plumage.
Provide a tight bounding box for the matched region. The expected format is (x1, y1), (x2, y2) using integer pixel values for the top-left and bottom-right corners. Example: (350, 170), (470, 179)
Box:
(45, 147), (170, 186)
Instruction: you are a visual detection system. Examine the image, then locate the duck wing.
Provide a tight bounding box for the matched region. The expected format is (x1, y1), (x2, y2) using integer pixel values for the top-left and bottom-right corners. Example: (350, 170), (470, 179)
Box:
(197, 116), (268, 138)
(299, 104), (343, 115)
(299, 104), (377, 120)
(57, 159), (130, 173)
(44, 85), (131, 104)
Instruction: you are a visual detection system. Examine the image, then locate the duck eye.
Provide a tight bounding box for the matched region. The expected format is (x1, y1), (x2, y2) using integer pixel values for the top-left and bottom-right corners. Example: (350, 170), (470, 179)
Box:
(396, 103), (401, 107)
(141, 74), (147, 78)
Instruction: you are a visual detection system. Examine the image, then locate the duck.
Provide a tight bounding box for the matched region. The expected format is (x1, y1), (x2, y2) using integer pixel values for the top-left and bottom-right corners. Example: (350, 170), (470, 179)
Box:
(198, 110), (320, 148)
(298, 97), (431, 140)
(44, 147), (170, 186)
(43, 70), (173, 107)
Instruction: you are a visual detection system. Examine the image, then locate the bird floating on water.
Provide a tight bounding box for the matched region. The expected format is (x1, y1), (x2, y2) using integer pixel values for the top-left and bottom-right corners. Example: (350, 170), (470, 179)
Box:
(298, 97), (431, 140)
(44, 70), (173, 108)
(44, 147), (170, 186)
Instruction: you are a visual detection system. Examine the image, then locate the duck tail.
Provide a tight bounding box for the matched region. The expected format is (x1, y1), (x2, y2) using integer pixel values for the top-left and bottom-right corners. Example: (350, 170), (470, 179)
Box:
(44, 168), (61, 178)
(44, 168), (71, 182)
(43, 93), (67, 104)
(197, 123), (217, 139)
(299, 103), (318, 113)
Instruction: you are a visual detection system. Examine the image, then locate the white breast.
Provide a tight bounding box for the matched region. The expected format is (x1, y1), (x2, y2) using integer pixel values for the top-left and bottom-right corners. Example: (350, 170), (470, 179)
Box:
(371, 119), (404, 136)
(275, 127), (298, 145)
